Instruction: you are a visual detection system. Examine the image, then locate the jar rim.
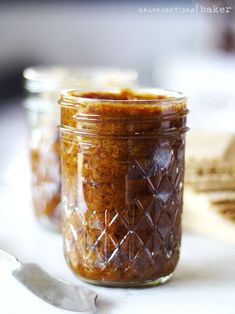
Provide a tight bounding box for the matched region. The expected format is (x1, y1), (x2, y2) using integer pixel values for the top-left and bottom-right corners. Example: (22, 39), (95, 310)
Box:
(59, 88), (186, 106)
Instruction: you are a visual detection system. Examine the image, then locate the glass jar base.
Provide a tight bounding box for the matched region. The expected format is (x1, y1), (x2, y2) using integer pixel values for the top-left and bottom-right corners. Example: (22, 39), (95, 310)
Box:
(76, 273), (173, 288)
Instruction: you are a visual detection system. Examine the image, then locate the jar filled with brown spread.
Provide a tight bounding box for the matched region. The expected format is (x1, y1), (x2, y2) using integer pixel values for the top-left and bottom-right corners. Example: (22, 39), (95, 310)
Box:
(59, 88), (188, 287)
(23, 67), (137, 232)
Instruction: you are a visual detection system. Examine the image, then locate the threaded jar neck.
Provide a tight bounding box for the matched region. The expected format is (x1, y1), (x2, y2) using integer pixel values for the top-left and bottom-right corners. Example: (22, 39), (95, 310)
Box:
(59, 88), (189, 138)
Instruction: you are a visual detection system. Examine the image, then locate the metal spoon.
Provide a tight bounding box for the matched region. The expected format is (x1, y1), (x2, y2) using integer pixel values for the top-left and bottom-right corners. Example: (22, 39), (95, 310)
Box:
(0, 249), (97, 312)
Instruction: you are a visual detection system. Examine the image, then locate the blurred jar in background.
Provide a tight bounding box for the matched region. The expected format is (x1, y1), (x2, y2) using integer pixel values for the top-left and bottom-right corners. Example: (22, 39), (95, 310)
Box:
(23, 66), (138, 232)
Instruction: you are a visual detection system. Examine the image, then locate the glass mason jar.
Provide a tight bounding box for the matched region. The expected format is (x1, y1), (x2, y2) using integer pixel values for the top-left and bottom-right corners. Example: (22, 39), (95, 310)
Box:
(23, 67), (138, 232)
(59, 88), (189, 287)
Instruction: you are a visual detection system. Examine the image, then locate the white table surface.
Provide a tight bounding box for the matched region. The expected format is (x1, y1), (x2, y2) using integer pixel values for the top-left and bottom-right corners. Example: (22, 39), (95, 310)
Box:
(0, 103), (235, 314)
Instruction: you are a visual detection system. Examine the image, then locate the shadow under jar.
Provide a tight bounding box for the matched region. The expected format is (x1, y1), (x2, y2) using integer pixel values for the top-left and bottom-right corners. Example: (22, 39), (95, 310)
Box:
(59, 88), (189, 287)
(23, 67), (137, 232)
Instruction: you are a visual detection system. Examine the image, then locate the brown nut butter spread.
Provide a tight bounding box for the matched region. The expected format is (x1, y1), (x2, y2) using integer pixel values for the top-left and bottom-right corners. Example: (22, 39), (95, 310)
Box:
(31, 139), (61, 223)
(59, 89), (188, 286)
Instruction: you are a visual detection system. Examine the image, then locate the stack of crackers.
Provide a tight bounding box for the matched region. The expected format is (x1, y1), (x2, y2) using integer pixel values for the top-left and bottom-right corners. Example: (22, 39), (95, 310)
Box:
(183, 130), (235, 244)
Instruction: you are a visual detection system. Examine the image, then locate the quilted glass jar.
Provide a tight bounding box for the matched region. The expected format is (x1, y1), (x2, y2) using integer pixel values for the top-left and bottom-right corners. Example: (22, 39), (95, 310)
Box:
(59, 88), (188, 287)
(23, 67), (137, 232)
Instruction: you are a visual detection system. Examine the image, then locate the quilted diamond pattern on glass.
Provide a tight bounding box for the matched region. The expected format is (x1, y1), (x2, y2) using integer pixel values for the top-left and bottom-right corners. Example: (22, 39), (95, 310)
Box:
(63, 136), (185, 283)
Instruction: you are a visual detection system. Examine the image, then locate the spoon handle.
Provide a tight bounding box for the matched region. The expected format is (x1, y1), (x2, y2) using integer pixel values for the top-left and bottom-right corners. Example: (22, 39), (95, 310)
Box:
(0, 248), (21, 269)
